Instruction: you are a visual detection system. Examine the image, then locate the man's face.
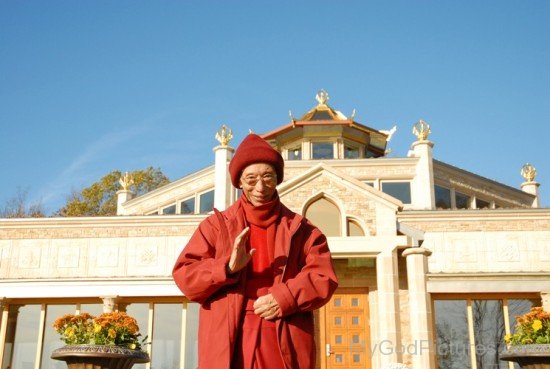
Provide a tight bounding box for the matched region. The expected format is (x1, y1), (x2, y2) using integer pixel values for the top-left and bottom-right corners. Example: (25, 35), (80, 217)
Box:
(239, 163), (277, 206)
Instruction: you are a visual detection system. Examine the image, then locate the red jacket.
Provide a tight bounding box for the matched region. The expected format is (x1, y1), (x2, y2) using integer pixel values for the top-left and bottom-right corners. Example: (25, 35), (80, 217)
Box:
(172, 199), (338, 369)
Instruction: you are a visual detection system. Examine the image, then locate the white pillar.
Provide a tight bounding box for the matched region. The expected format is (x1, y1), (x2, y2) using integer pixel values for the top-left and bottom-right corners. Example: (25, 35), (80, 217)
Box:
(402, 247), (436, 369)
(376, 249), (402, 366)
(116, 190), (135, 215)
(213, 145), (234, 210)
(410, 140), (436, 210)
(521, 181), (540, 208)
(101, 296), (119, 313)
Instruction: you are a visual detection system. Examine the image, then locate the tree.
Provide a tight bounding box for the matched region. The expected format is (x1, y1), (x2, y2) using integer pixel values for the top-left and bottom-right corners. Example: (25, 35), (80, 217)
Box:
(56, 167), (170, 216)
(1, 187), (45, 218)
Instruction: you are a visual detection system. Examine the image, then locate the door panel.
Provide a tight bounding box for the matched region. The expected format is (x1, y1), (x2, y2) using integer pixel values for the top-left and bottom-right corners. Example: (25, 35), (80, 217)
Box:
(322, 288), (370, 369)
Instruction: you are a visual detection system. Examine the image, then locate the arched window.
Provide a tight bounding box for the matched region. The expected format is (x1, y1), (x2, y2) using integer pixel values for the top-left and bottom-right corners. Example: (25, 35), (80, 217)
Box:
(304, 197), (341, 237)
(347, 218), (365, 237)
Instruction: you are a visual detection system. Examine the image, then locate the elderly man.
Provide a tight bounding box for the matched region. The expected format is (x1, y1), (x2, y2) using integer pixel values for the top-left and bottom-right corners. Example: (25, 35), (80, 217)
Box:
(173, 134), (338, 369)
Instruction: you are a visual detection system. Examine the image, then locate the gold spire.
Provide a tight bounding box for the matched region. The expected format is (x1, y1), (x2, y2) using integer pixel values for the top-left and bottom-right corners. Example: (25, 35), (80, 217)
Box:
(521, 163), (537, 182)
(118, 171), (134, 191)
(215, 124), (233, 146)
(412, 119), (431, 141)
(315, 89), (329, 105)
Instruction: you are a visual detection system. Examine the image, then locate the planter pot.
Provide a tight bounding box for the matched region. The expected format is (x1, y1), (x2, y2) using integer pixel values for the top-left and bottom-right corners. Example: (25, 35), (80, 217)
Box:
(500, 344), (550, 369)
(51, 344), (150, 369)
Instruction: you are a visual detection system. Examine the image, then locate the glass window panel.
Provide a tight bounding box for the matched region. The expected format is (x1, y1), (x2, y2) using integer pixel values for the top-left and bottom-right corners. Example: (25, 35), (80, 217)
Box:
(352, 316), (359, 325)
(3, 304), (41, 369)
(434, 300), (471, 369)
(472, 300), (507, 369)
(184, 303), (200, 369)
(353, 353), (361, 363)
(121, 303), (150, 369)
(335, 354), (343, 363)
(351, 298), (359, 307)
(199, 190), (214, 214)
(288, 147), (302, 160)
(508, 299), (539, 334)
(365, 149), (376, 158)
(455, 191), (470, 209)
(162, 204), (176, 215)
(334, 317), (342, 325)
(305, 197), (341, 237)
(334, 298), (341, 307)
(335, 335), (342, 344)
(41, 305), (76, 369)
(180, 198), (195, 214)
(352, 334), (360, 343)
(476, 198), (490, 209)
(312, 142), (334, 159)
(347, 220), (365, 237)
(152, 303), (182, 369)
(344, 146), (359, 159)
(435, 185), (451, 209)
(381, 182), (412, 204)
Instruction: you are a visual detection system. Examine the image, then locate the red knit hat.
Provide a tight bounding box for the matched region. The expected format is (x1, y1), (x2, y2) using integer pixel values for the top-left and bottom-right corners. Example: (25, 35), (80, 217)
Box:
(229, 134), (284, 188)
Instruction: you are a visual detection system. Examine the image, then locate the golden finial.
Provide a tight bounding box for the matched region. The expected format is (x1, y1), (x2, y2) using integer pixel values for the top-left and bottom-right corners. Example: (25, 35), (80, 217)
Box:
(215, 124), (233, 146)
(118, 171), (134, 191)
(350, 109), (356, 120)
(521, 163), (537, 182)
(412, 119), (431, 140)
(315, 89), (329, 105)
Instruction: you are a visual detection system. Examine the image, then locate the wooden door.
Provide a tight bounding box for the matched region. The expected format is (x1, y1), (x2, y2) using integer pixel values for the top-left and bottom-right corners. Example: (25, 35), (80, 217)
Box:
(320, 288), (370, 369)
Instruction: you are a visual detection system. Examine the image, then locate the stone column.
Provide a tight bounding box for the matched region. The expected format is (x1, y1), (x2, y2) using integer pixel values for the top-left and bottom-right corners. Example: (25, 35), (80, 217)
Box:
(402, 247), (435, 369)
(541, 292), (550, 311)
(213, 125), (235, 211)
(213, 144), (235, 210)
(101, 296), (119, 313)
(521, 181), (540, 208)
(376, 249), (402, 366)
(116, 189), (135, 215)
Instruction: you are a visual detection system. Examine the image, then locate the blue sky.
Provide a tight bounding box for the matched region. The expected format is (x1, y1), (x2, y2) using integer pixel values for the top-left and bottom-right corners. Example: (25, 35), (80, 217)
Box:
(1, 1), (549, 214)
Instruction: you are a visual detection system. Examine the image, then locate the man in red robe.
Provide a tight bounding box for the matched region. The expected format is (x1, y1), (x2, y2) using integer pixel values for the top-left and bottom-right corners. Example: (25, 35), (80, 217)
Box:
(173, 134), (338, 369)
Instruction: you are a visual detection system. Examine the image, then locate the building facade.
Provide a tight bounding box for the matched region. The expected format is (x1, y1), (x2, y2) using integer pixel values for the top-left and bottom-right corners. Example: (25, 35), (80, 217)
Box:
(1, 91), (548, 369)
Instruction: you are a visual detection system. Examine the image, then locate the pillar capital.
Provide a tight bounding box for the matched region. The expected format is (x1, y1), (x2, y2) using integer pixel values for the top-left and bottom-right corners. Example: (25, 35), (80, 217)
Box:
(100, 296), (119, 313)
(402, 247), (432, 258)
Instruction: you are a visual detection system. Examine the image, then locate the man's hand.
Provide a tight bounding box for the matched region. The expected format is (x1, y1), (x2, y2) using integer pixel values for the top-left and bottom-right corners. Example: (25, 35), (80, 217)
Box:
(253, 293), (281, 320)
(227, 227), (255, 274)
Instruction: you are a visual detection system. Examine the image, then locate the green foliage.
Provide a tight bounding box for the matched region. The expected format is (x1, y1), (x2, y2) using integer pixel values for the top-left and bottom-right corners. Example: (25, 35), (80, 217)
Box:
(56, 167), (169, 216)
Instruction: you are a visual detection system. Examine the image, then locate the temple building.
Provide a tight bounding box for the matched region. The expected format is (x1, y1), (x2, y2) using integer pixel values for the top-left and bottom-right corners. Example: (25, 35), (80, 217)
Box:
(1, 91), (548, 369)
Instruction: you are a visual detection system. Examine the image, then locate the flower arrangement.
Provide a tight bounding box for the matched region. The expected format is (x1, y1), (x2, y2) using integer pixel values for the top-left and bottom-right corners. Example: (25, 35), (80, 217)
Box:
(53, 311), (145, 350)
(505, 307), (550, 345)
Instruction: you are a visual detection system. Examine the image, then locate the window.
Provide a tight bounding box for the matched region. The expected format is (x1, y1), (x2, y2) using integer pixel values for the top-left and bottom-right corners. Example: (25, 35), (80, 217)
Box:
(455, 191), (470, 209)
(381, 182), (412, 204)
(365, 148), (377, 158)
(180, 198), (195, 214)
(312, 142), (334, 159)
(435, 185), (451, 209)
(344, 145), (359, 159)
(288, 146), (302, 160)
(152, 304), (182, 369)
(162, 204), (176, 215)
(199, 190), (214, 214)
(347, 219), (365, 237)
(434, 297), (539, 369)
(476, 198), (490, 209)
(304, 197), (341, 236)
(3, 304), (41, 369)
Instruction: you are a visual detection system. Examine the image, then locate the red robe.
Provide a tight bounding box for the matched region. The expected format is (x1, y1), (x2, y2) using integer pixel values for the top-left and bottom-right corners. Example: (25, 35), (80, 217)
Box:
(172, 194), (338, 369)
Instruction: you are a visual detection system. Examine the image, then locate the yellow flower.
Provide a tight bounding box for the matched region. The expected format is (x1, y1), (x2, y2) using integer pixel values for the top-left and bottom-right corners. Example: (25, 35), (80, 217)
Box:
(129, 343), (136, 350)
(94, 324), (102, 333)
(108, 328), (117, 339)
(504, 334), (512, 343)
(64, 327), (75, 337)
(532, 319), (543, 332)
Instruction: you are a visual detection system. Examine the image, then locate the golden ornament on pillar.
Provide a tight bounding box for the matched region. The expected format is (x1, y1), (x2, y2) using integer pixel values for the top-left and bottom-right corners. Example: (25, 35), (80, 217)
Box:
(412, 119), (431, 141)
(215, 124), (233, 146)
(521, 163), (537, 182)
(118, 172), (134, 191)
